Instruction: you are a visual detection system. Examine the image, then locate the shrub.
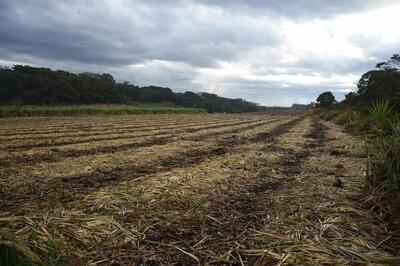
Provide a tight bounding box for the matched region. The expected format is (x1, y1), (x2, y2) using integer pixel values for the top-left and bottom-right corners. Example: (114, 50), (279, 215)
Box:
(366, 100), (400, 213)
(345, 116), (370, 132)
(319, 109), (340, 121)
(335, 110), (358, 125)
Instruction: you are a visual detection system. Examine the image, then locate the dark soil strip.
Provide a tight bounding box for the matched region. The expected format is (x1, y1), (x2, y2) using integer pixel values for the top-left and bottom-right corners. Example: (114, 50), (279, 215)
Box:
(0, 118), (184, 136)
(122, 116), (309, 264)
(59, 116), (304, 187)
(0, 116), (304, 210)
(302, 118), (328, 149)
(62, 116), (304, 190)
(179, 117), (326, 264)
(206, 117), (322, 233)
(274, 117), (328, 175)
(0, 117), (238, 139)
(1, 118), (258, 151)
(0, 115), (212, 134)
(0, 118), (281, 167)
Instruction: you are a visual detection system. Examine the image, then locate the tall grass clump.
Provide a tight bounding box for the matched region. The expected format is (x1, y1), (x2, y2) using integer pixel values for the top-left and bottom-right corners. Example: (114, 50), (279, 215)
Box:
(366, 100), (400, 214)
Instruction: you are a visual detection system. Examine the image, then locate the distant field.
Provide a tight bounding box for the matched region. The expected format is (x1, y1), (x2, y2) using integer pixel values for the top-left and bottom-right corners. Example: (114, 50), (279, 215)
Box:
(0, 104), (205, 117)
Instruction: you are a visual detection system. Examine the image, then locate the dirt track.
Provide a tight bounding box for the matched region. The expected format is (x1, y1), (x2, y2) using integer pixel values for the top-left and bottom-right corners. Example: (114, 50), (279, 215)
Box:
(0, 113), (399, 265)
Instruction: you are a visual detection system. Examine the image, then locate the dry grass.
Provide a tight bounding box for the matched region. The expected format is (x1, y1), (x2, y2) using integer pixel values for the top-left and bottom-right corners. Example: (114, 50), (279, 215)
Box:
(0, 113), (399, 265)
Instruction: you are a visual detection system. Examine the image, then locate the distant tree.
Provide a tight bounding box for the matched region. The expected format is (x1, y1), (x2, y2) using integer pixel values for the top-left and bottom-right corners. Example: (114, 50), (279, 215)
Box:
(291, 103), (313, 110)
(316, 91), (336, 107)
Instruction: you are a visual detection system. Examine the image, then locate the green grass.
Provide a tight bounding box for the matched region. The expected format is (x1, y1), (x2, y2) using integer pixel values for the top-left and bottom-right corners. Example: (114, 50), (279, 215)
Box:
(0, 104), (205, 117)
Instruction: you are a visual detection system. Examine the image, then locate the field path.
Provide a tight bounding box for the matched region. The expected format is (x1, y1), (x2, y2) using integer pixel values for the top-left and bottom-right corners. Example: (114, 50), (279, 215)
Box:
(0, 113), (399, 264)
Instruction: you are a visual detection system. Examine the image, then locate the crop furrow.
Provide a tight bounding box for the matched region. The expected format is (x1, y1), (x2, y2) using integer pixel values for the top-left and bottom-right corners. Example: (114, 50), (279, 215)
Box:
(0, 115), (209, 132)
(0, 117), (280, 167)
(0, 116), (232, 138)
(0, 116), (304, 210)
(1, 118), (256, 150)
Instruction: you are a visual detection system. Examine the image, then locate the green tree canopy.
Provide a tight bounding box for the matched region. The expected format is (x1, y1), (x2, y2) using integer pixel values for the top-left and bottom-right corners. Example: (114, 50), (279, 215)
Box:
(316, 91), (336, 107)
(341, 53), (400, 109)
(0, 65), (267, 113)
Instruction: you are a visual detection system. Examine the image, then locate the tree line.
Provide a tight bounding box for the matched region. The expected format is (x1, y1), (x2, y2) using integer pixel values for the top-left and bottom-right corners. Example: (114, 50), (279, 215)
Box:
(0, 65), (267, 113)
(316, 53), (400, 110)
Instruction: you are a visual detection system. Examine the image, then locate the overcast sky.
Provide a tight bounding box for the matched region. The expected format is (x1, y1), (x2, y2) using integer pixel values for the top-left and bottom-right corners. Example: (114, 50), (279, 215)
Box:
(1, 0), (399, 106)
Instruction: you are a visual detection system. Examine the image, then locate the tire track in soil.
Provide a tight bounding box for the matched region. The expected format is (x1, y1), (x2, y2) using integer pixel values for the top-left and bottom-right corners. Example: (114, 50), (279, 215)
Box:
(0, 119), (183, 136)
(59, 115), (301, 187)
(0, 116), (239, 140)
(208, 118), (331, 265)
(0, 116), (304, 210)
(169, 117), (322, 264)
(0, 114), (231, 133)
(0, 117), (281, 167)
(108, 117), (313, 265)
(273, 117), (327, 176)
(0, 115), (216, 135)
(0, 114), (259, 134)
(222, 119), (398, 265)
(1, 117), (258, 151)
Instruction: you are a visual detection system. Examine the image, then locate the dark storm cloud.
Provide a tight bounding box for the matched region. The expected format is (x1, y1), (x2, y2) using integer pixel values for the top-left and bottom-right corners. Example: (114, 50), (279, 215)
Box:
(0, 1), (150, 65)
(0, 0), (279, 67)
(0, 0), (399, 105)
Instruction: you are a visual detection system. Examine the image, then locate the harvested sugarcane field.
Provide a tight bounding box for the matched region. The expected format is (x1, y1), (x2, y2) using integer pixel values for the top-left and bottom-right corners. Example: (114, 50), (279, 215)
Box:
(2, 1), (400, 265)
(1, 112), (399, 265)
